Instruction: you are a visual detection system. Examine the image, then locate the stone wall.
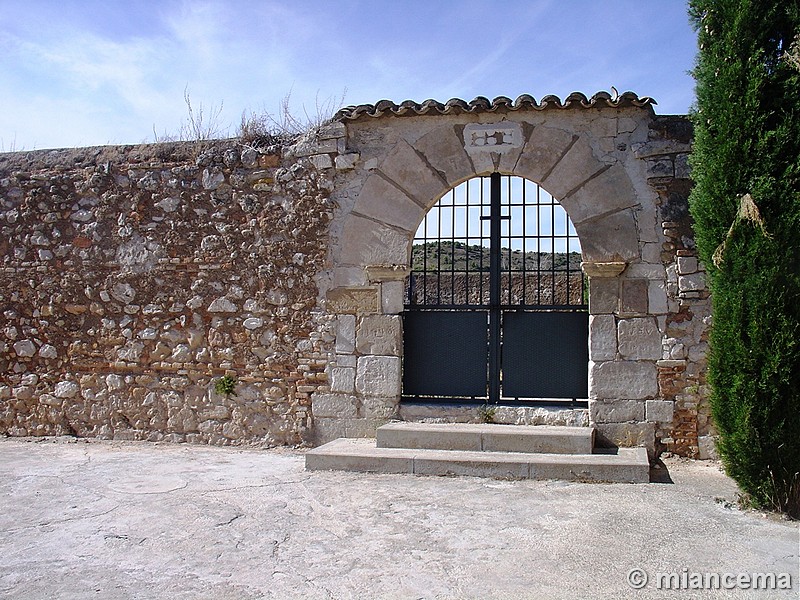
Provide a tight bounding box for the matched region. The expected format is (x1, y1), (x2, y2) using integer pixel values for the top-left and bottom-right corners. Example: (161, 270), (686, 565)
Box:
(581, 114), (713, 459)
(0, 136), (342, 445)
(0, 96), (714, 458)
(639, 116), (714, 458)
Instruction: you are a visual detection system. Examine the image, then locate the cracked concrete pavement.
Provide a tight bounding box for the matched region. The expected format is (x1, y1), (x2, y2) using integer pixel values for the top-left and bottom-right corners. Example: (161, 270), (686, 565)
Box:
(0, 437), (797, 599)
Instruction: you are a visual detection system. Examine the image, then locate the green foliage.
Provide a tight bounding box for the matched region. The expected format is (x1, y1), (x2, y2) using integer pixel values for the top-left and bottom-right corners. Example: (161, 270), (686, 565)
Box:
(477, 403), (497, 424)
(411, 241), (581, 272)
(214, 375), (238, 398)
(688, 0), (800, 517)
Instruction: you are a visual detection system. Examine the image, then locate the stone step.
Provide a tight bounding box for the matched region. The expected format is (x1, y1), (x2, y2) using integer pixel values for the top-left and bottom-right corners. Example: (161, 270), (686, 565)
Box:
(377, 422), (594, 455)
(306, 438), (650, 483)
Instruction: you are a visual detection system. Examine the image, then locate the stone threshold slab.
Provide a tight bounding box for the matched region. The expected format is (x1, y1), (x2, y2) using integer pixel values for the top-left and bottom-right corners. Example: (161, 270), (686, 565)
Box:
(305, 438), (650, 483)
(377, 422), (595, 455)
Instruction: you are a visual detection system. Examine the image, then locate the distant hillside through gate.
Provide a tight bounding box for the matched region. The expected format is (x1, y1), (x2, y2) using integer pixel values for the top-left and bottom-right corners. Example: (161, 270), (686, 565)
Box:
(411, 241), (582, 272)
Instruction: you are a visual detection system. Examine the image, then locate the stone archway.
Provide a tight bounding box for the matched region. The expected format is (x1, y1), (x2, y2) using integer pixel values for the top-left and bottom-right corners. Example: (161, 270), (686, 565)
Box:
(336, 117), (642, 267)
(314, 94), (678, 456)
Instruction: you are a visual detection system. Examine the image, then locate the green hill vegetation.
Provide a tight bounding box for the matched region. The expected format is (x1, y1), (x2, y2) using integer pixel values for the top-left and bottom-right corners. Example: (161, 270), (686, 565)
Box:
(411, 241), (582, 272)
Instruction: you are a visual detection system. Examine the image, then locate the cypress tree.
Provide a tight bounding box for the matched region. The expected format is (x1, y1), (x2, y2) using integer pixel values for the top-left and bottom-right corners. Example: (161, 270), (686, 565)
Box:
(688, 0), (800, 517)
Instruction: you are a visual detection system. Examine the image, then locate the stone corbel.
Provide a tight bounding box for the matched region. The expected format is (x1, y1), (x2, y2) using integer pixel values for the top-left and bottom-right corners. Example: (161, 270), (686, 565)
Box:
(581, 261), (627, 278)
(365, 265), (409, 283)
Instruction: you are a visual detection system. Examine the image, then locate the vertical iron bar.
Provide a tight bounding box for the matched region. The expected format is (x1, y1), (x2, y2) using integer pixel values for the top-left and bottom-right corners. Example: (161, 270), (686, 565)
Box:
(551, 192), (556, 305)
(422, 210), (428, 305)
(489, 172), (502, 404)
(437, 199), (442, 304)
(479, 179), (485, 304)
(450, 190), (455, 304)
(449, 188), (456, 304)
(465, 184), (470, 304)
(506, 175), (512, 307)
(536, 184), (542, 305)
(565, 209), (570, 304)
(522, 180), (527, 305)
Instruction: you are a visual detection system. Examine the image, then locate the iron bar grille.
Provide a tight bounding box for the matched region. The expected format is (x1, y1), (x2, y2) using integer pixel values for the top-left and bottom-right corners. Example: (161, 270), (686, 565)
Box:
(406, 176), (586, 309)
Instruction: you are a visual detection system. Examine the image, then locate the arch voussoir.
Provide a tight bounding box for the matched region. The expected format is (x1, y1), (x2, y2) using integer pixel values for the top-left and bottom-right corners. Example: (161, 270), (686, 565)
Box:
(542, 135), (607, 200)
(375, 138), (449, 211)
(560, 164), (640, 225)
(352, 174), (425, 232)
(513, 125), (576, 183)
(574, 209), (640, 263)
(337, 214), (411, 267)
(413, 125), (475, 189)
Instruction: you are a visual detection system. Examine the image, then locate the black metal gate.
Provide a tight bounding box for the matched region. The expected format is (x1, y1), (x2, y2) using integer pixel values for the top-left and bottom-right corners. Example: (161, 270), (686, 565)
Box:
(403, 173), (588, 405)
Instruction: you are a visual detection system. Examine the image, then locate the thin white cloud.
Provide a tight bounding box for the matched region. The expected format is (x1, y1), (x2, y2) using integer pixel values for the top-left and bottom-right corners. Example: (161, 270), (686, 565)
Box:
(15, 33), (171, 112)
(164, 2), (225, 56)
(436, 0), (555, 97)
(0, 0), (696, 150)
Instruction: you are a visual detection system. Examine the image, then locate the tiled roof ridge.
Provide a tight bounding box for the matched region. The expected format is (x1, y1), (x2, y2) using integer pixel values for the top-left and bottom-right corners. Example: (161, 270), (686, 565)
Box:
(335, 91), (656, 121)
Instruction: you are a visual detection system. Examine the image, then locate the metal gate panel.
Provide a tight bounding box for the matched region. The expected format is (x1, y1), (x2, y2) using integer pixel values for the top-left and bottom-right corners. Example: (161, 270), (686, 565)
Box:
(402, 311), (488, 397)
(501, 311), (588, 399)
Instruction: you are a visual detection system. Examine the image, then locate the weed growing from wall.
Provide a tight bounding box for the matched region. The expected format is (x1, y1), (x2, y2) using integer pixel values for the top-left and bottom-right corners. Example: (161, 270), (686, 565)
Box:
(152, 88), (346, 145)
(214, 375), (238, 398)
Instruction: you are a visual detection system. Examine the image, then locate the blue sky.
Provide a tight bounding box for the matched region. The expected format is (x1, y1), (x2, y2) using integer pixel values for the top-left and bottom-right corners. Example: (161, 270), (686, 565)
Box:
(419, 177), (578, 253)
(0, 0), (698, 151)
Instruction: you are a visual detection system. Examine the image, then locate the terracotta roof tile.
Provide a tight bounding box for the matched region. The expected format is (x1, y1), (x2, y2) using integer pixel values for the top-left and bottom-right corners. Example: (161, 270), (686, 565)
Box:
(335, 91), (656, 121)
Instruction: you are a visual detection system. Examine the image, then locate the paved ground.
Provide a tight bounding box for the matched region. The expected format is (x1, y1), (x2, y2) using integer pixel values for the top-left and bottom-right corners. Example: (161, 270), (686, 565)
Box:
(0, 437), (797, 600)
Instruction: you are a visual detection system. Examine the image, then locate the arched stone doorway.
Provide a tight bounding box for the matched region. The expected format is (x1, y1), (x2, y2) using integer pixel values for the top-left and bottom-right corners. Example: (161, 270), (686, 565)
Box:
(314, 93), (693, 457)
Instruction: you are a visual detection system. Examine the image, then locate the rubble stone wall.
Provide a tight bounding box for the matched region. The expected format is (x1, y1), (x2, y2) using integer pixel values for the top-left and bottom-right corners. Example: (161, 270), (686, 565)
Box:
(0, 135), (343, 445)
(1, 102), (713, 458)
(640, 116), (713, 458)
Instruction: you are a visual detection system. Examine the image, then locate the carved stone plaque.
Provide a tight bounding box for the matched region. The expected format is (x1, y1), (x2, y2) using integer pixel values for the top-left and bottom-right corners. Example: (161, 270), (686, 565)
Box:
(463, 122), (523, 154)
(327, 287), (380, 315)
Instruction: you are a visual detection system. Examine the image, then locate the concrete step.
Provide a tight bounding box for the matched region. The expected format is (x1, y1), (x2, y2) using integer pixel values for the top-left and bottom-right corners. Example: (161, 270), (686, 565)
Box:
(377, 422), (594, 455)
(306, 438), (650, 483)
